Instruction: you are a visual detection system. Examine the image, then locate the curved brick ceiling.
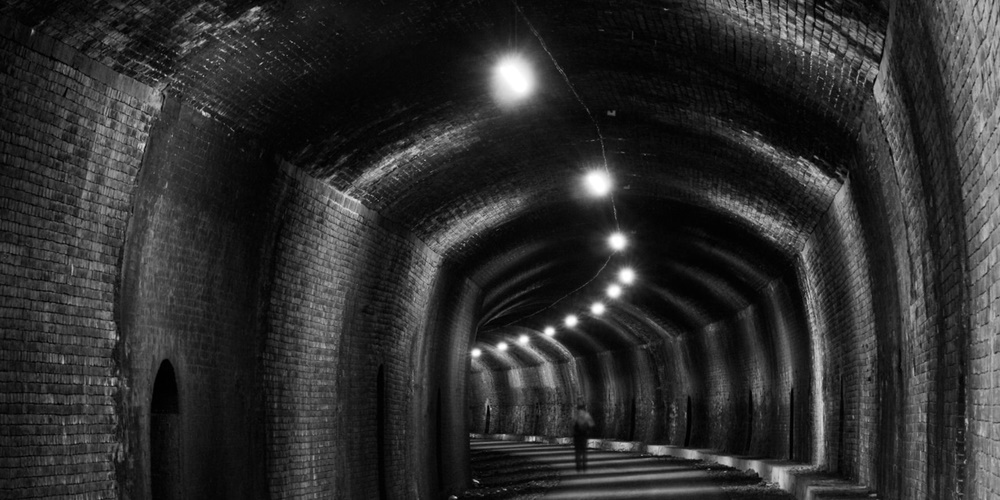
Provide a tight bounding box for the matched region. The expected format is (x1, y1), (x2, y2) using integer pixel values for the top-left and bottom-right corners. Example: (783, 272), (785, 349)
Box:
(2, 0), (889, 359)
(467, 197), (794, 364)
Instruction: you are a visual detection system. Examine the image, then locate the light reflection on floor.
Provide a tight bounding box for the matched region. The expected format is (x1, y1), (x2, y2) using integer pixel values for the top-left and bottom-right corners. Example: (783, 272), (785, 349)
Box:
(464, 439), (794, 500)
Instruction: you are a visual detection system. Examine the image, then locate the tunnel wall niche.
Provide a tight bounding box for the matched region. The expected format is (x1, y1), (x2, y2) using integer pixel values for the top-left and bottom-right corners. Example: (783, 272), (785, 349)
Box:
(150, 360), (181, 500)
(0, 21), (158, 498)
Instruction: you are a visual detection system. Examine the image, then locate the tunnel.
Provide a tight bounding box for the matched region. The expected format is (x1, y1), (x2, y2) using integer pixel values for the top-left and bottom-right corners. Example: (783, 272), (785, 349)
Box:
(0, 0), (998, 499)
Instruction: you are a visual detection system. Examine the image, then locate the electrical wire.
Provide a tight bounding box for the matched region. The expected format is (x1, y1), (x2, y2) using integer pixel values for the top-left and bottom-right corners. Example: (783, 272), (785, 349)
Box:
(492, 3), (627, 331)
(513, 1), (619, 229)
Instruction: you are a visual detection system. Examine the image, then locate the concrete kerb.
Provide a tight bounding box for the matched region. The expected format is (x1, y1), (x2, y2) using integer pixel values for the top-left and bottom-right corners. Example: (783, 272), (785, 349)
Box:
(469, 434), (878, 500)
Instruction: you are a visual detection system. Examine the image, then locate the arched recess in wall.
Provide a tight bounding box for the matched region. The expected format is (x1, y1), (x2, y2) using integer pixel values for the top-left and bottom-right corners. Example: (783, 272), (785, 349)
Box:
(484, 401), (491, 435)
(150, 359), (180, 500)
(788, 387), (795, 461)
(436, 388), (444, 491)
(684, 395), (693, 447)
(746, 389), (754, 454)
(628, 397), (637, 442)
(377, 365), (387, 500)
(838, 376), (845, 471)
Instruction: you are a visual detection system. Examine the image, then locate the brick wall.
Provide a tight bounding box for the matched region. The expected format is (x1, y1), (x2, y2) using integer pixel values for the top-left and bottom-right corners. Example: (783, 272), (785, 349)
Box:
(798, 183), (878, 480)
(415, 265), (481, 496)
(6, 3), (1000, 499)
(683, 278), (810, 459)
(1, 17), (480, 498)
(943, 2), (1000, 495)
(0, 19), (157, 499)
(115, 96), (275, 499)
(849, 97), (909, 497)
(794, 3), (1000, 498)
(260, 163), (477, 499)
(690, 320), (744, 451)
(668, 277), (810, 455)
(855, 1), (999, 497)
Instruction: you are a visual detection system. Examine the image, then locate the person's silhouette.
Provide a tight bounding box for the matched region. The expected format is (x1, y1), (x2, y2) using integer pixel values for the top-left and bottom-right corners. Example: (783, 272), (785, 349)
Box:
(572, 403), (595, 472)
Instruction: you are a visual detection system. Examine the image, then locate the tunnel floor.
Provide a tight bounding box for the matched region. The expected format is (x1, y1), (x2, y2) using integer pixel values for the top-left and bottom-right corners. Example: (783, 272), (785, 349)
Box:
(463, 439), (795, 500)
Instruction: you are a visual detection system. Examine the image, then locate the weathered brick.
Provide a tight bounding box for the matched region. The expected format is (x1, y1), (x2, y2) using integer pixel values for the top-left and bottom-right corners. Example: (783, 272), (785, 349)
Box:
(0, 21), (155, 499)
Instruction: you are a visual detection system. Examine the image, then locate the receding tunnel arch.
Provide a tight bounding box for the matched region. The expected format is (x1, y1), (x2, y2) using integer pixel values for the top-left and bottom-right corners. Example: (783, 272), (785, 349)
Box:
(468, 197), (798, 339)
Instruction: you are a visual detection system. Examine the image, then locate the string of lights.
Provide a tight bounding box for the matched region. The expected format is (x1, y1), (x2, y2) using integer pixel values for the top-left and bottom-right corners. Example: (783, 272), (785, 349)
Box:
(473, 3), (639, 358)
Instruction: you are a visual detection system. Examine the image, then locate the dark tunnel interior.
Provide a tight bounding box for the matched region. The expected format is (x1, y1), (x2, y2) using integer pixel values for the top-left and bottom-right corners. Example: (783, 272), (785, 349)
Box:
(1, 0), (999, 499)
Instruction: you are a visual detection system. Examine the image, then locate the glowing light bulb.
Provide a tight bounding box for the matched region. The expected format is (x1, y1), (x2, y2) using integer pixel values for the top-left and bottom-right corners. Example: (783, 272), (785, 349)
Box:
(606, 284), (623, 299)
(518, 334), (530, 345)
(564, 314), (579, 327)
(543, 326), (556, 336)
(619, 267), (636, 285)
(608, 232), (627, 251)
(493, 55), (534, 103)
(584, 170), (612, 196)
(471, 348), (482, 358)
(497, 342), (508, 351)
(590, 302), (605, 315)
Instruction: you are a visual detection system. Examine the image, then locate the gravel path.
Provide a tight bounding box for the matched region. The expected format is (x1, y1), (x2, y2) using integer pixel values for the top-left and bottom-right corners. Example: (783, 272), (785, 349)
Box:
(459, 439), (795, 500)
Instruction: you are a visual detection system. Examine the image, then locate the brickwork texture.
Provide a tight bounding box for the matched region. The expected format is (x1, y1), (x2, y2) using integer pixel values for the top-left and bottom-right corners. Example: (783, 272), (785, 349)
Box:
(1, 20), (157, 499)
(2, 1), (1000, 500)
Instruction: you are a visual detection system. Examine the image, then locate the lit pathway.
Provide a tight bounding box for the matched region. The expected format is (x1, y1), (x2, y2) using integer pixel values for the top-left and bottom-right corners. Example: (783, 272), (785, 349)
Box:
(463, 439), (794, 500)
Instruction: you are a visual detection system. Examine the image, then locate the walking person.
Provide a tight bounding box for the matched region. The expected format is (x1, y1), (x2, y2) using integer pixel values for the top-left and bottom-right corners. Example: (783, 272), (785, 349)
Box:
(572, 402), (595, 472)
